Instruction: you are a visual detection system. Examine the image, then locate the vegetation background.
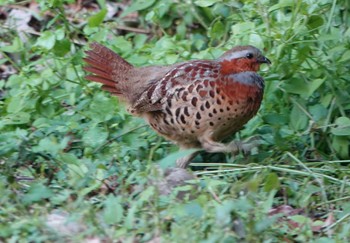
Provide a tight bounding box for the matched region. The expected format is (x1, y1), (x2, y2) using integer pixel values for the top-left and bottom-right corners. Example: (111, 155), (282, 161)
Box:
(0, 0), (350, 241)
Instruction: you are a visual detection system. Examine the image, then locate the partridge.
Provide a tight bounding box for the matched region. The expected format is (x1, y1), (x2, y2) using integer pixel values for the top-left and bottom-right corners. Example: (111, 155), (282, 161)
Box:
(84, 42), (270, 168)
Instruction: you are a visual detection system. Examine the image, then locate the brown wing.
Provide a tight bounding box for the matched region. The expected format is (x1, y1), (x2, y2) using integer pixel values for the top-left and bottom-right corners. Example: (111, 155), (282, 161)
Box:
(131, 60), (218, 113)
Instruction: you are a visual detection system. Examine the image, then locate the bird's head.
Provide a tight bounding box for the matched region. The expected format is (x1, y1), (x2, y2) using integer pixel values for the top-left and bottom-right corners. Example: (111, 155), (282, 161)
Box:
(219, 45), (270, 75)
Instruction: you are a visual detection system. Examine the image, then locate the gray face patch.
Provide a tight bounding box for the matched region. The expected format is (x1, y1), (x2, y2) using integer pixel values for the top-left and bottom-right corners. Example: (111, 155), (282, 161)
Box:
(229, 71), (265, 89)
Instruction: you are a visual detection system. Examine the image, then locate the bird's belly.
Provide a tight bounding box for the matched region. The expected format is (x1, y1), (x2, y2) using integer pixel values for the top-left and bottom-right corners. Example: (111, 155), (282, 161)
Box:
(145, 91), (261, 148)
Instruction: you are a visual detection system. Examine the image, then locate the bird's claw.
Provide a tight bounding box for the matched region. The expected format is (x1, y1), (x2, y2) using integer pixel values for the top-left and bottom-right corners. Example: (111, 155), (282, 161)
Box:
(229, 136), (263, 156)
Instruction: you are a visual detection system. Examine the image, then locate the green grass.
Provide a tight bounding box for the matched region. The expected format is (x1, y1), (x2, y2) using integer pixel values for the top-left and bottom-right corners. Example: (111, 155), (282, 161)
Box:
(0, 0), (350, 241)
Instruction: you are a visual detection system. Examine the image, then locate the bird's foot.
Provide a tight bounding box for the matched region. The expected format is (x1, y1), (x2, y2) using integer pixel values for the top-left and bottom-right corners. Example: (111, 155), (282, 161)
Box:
(228, 136), (262, 156)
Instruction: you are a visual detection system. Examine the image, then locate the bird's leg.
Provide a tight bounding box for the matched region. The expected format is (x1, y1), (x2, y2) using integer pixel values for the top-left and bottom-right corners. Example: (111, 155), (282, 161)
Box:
(199, 136), (261, 156)
(176, 150), (200, 168)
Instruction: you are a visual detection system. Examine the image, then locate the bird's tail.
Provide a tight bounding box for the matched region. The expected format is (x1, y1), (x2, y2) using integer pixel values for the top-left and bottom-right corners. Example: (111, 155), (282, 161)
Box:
(83, 42), (133, 97)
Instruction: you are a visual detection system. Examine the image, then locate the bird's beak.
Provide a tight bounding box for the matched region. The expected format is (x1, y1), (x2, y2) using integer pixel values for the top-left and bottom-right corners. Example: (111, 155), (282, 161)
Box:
(258, 56), (271, 64)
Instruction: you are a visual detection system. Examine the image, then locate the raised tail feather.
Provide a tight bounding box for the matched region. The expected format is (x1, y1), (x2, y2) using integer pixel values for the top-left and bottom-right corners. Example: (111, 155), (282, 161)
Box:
(83, 42), (133, 96)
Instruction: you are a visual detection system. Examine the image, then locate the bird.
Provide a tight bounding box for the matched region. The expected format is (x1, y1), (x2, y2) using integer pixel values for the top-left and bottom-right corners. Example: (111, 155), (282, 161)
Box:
(83, 42), (270, 168)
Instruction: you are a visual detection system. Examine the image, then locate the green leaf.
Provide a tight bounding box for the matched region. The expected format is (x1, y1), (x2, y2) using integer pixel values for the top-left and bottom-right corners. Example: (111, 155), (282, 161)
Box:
(35, 31), (56, 50)
(2, 112), (30, 125)
(331, 117), (350, 136)
(184, 202), (203, 218)
(268, 0), (294, 12)
(264, 173), (280, 192)
(83, 126), (108, 148)
(53, 39), (71, 57)
(309, 104), (328, 121)
(0, 37), (24, 53)
(289, 215), (311, 225)
(307, 15), (324, 31)
(158, 149), (200, 169)
(88, 9), (107, 27)
(59, 153), (80, 165)
(22, 183), (53, 204)
(283, 78), (325, 98)
(87, 93), (117, 122)
(332, 136), (349, 159)
(103, 195), (124, 224)
(121, 0), (156, 17)
(209, 20), (225, 39)
(307, 78), (325, 97)
(339, 50), (350, 63)
(290, 103), (308, 131)
(32, 136), (69, 156)
(195, 0), (221, 7)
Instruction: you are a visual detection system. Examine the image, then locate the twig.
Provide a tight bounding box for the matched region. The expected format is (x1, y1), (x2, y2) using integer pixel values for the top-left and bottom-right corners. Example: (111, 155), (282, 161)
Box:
(208, 187), (222, 204)
(114, 25), (150, 34)
(322, 212), (350, 232)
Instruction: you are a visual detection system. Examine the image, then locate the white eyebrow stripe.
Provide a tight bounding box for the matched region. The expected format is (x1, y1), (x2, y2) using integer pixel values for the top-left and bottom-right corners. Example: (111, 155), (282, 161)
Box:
(221, 50), (251, 60)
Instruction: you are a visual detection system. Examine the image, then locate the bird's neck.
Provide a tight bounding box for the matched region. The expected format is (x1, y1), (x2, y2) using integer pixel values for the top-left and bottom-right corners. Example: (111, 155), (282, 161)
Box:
(227, 71), (264, 89)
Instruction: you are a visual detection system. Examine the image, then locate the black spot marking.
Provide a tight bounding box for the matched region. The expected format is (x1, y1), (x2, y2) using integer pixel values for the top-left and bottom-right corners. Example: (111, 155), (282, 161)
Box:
(220, 108), (224, 113)
(209, 122), (214, 126)
(213, 108), (217, 114)
(181, 91), (188, 101)
(196, 112), (201, 120)
(217, 98), (222, 105)
(167, 99), (172, 108)
(163, 119), (170, 125)
(191, 130), (195, 133)
(147, 85), (157, 99)
(191, 97), (198, 107)
(205, 101), (210, 109)
(221, 95), (225, 100)
(184, 107), (190, 116)
(180, 115), (186, 124)
(227, 107), (230, 111)
(236, 100), (240, 105)
(196, 85), (203, 92)
(209, 113), (213, 117)
(166, 107), (172, 115)
(209, 90), (215, 98)
(200, 105), (205, 111)
(177, 87), (185, 93)
(175, 108), (181, 117)
(195, 120), (200, 126)
(234, 108), (238, 112)
(170, 118), (174, 124)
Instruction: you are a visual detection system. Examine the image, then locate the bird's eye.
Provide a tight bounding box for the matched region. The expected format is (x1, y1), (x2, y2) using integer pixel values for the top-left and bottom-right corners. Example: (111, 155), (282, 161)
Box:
(246, 53), (254, 59)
